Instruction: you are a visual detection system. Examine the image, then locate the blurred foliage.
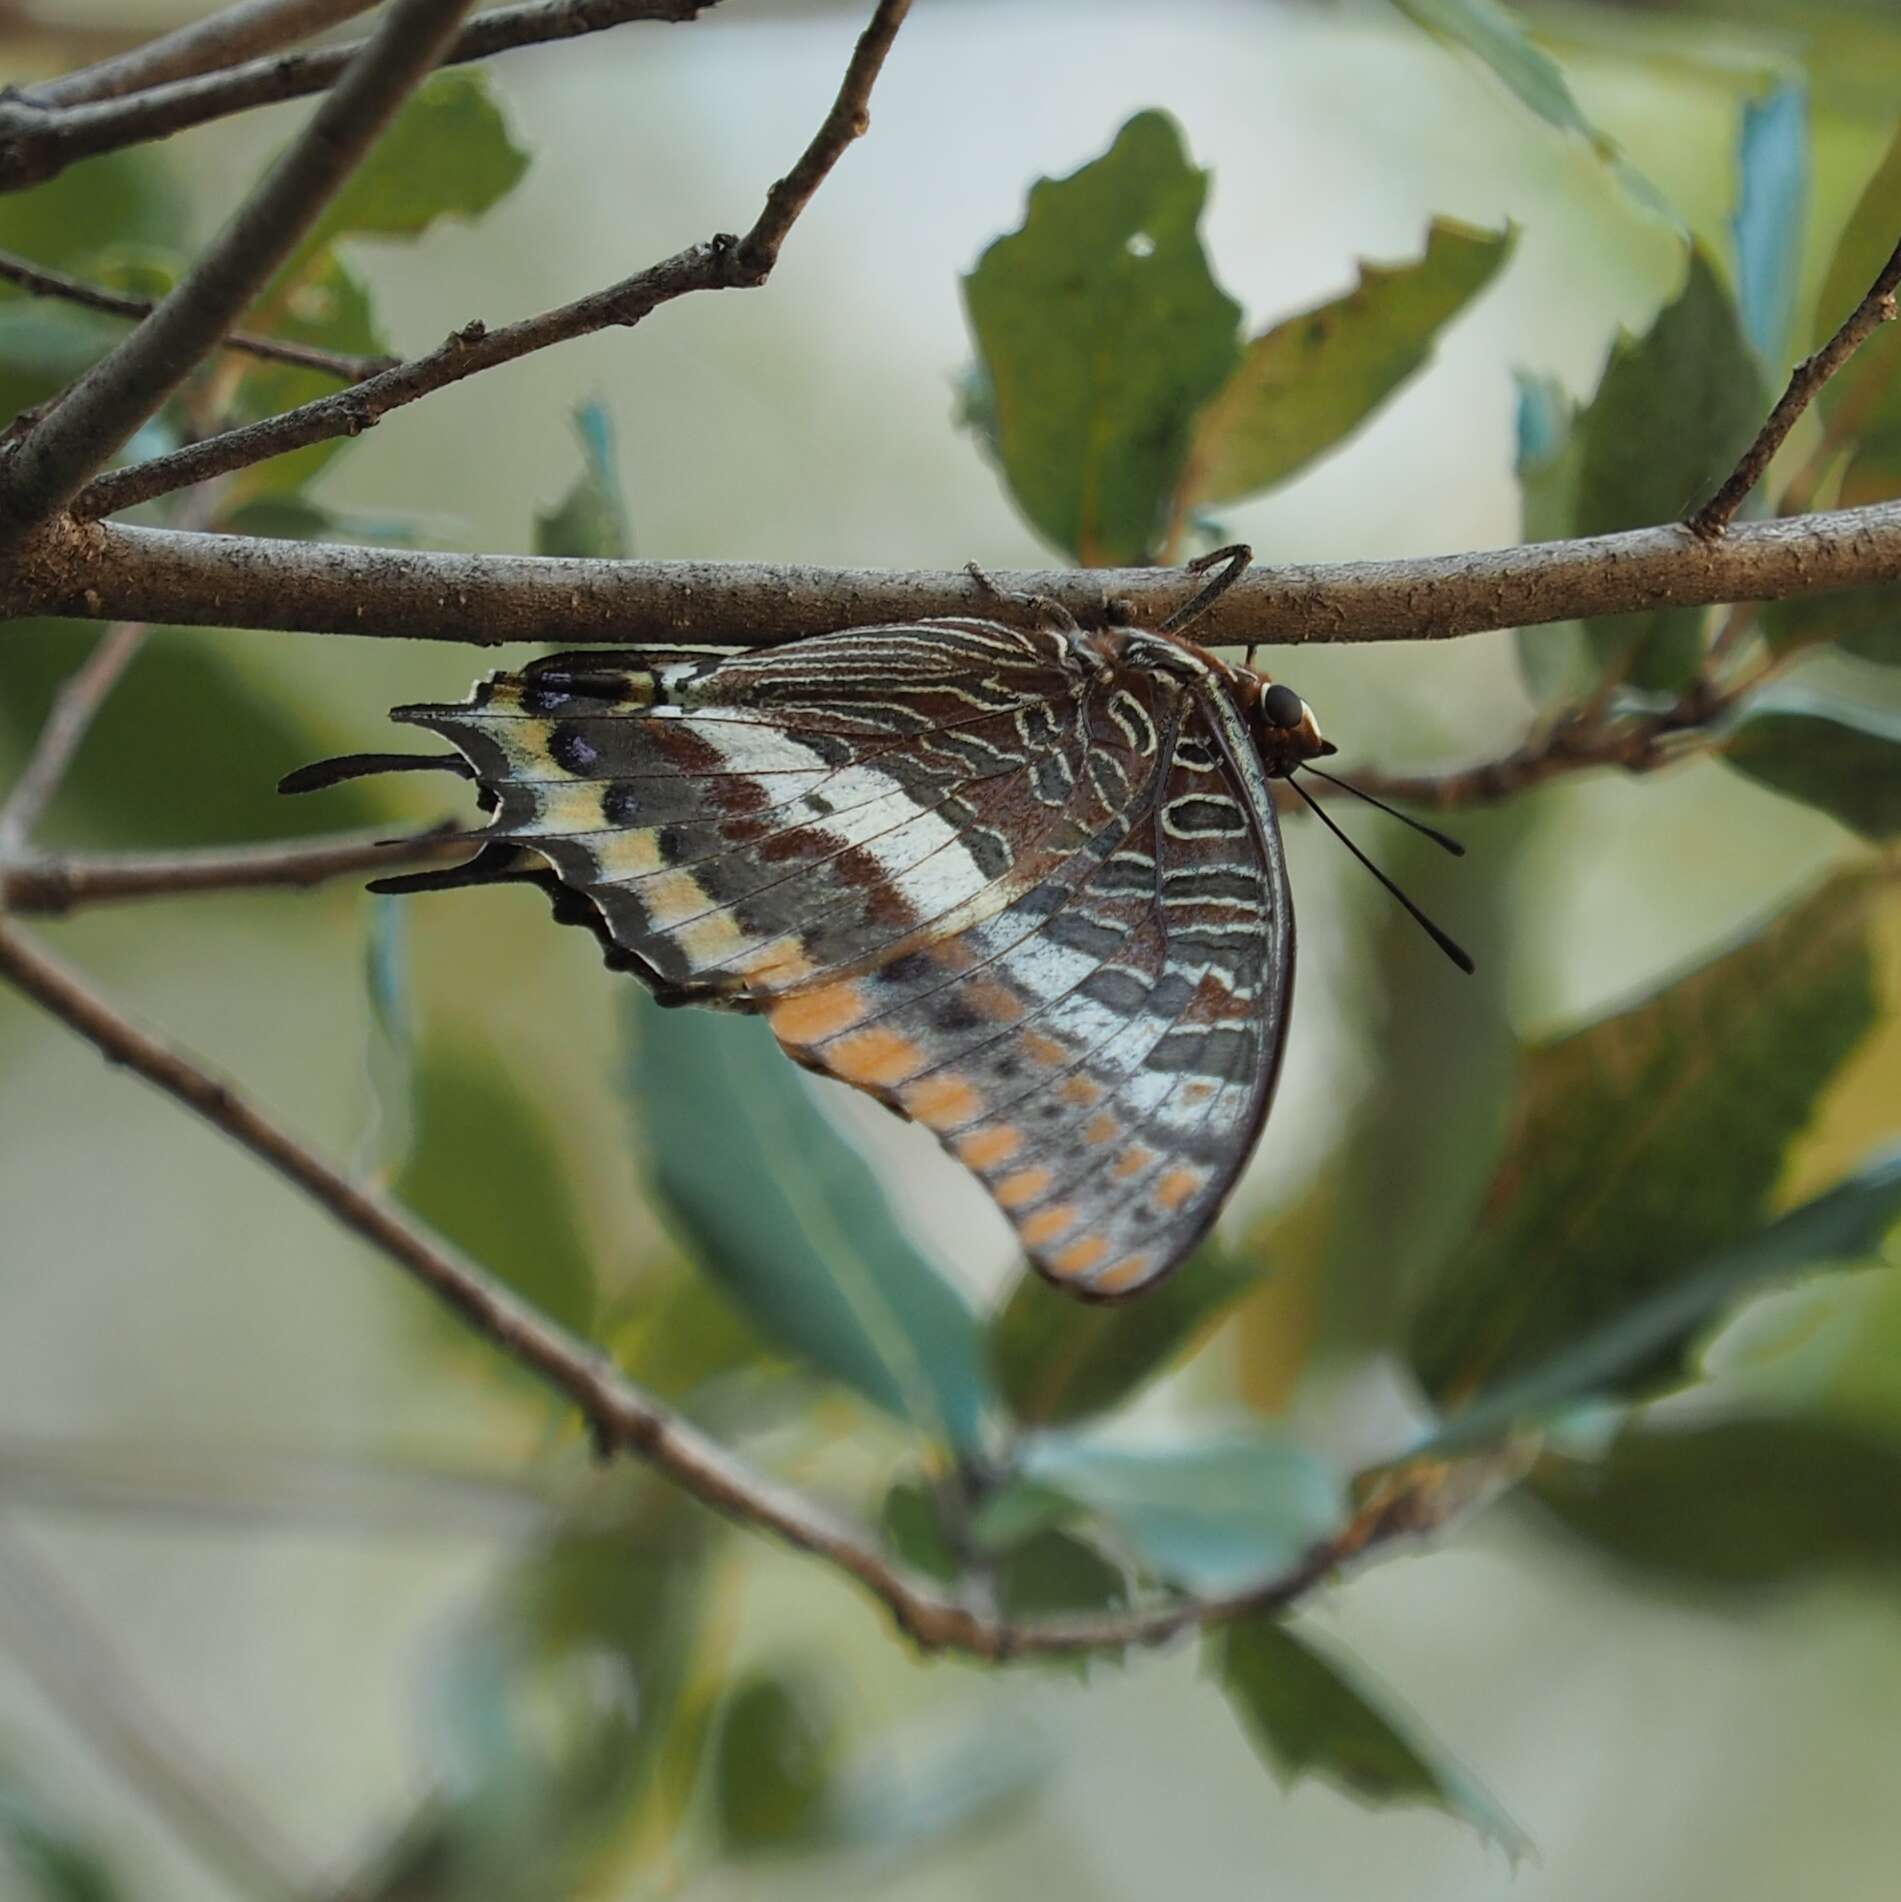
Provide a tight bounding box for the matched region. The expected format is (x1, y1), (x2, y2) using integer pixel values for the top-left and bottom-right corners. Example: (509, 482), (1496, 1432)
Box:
(1411, 866), (1888, 1401)
(1216, 1614), (1529, 1852)
(4, 2), (1901, 1891)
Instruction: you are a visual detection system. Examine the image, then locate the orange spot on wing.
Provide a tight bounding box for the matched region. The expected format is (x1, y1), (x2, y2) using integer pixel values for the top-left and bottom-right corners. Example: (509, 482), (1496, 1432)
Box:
(903, 1073), (984, 1129)
(1048, 1234), (1109, 1277)
(743, 944), (817, 988)
(964, 979), (1025, 1023)
(955, 1124), (1021, 1170)
(768, 983), (865, 1045)
(1018, 1203), (1077, 1248)
(1112, 1145), (1157, 1180)
(825, 1026), (924, 1087)
(1020, 1030), (1068, 1067)
(1154, 1166), (1202, 1211)
(995, 1166), (1053, 1209)
(1082, 1111), (1119, 1145)
(1057, 1074), (1102, 1107)
(1091, 1254), (1154, 1295)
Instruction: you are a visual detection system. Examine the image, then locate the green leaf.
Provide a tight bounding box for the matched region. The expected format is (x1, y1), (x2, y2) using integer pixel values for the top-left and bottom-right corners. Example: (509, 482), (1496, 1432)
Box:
(0, 622), (385, 850)
(535, 403), (631, 559)
(1573, 250), (1767, 689)
(1721, 686), (1901, 840)
(1759, 581), (1901, 662)
(394, 1032), (597, 1341)
(623, 994), (992, 1449)
(0, 1768), (124, 1902)
(1177, 219), (1512, 512)
(710, 1669), (839, 1854)
(995, 1529), (1130, 1678)
(961, 110), (1241, 564)
(305, 70), (529, 255)
(989, 1430), (1346, 1595)
(1730, 81), (1808, 366)
(1431, 1145), (1901, 1449)
(1511, 373), (1596, 707)
(1533, 1414), (1901, 1590)
(987, 1238), (1267, 1428)
(356, 892), (417, 1186)
(1409, 866), (1887, 1404)
(1387, 0), (1674, 223)
(1812, 119), (1901, 485)
(879, 1478), (959, 1582)
(1217, 1614), (1529, 1854)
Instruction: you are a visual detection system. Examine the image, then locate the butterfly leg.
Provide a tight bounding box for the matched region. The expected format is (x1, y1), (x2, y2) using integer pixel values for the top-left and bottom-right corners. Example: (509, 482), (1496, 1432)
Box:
(963, 559), (1082, 636)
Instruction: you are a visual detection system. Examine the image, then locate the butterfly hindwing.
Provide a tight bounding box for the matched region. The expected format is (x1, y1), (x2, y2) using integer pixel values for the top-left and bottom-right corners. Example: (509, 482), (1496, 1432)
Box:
(367, 617), (1293, 1300)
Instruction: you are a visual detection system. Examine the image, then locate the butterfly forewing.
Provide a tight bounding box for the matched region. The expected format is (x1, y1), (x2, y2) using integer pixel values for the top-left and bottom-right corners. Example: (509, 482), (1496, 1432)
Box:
(382, 617), (1292, 1299)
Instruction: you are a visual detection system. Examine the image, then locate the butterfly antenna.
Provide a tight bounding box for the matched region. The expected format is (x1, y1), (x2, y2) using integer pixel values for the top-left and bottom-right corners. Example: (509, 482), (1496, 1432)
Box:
(1159, 543), (1252, 635)
(1287, 776), (1475, 974)
(1302, 766), (1465, 856)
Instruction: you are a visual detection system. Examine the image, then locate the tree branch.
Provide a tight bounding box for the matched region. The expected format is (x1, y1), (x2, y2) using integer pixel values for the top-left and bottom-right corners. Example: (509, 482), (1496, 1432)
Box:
(71, 0), (913, 522)
(0, 246), (399, 381)
(0, 0), (722, 192)
(1689, 232), (1901, 539)
(0, 0), (478, 550)
(8, 500), (1901, 650)
(0, 914), (1474, 1659)
(0, 822), (466, 913)
(27, 0), (380, 110)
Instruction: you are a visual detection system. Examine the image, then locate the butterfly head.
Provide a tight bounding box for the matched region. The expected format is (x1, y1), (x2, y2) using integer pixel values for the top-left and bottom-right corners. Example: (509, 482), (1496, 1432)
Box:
(1254, 678), (1336, 776)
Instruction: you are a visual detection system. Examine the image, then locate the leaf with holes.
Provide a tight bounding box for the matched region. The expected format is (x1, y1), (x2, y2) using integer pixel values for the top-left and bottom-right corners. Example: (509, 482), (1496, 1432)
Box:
(962, 110), (1241, 565)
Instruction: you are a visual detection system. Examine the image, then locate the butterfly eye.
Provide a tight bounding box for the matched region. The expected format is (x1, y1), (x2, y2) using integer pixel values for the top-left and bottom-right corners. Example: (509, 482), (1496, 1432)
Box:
(1260, 682), (1304, 729)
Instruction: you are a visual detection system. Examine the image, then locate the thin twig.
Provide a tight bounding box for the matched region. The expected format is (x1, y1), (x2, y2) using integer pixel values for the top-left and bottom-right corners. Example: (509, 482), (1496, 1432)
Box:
(0, 0), (478, 550)
(1688, 233), (1901, 540)
(9, 499), (1901, 650)
(72, 0), (912, 521)
(0, 247), (398, 381)
(28, 0), (381, 110)
(0, 915), (1461, 1658)
(0, 0), (722, 192)
(0, 1516), (311, 1899)
(0, 822), (467, 913)
(0, 620), (144, 855)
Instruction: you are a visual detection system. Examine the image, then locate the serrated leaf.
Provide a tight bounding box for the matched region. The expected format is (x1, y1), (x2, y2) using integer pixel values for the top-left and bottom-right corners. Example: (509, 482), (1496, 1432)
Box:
(1730, 81), (1808, 365)
(536, 403), (630, 559)
(1432, 1146), (1901, 1448)
(1511, 373), (1596, 706)
(1387, 0), (1674, 223)
(1721, 686), (1901, 839)
(1217, 1614), (1529, 1854)
(623, 995), (992, 1449)
(1533, 1414), (1901, 1590)
(1574, 250), (1767, 689)
(992, 1430), (1346, 1595)
(1177, 219), (1512, 513)
(1812, 118), (1901, 485)
(1410, 866), (1887, 1404)
(987, 1239), (1266, 1428)
(962, 110), (1241, 564)
(393, 1033), (597, 1342)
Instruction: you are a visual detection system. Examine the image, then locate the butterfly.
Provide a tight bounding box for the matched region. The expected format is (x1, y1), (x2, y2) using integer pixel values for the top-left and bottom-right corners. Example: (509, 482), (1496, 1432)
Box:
(285, 547), (1467, 1302)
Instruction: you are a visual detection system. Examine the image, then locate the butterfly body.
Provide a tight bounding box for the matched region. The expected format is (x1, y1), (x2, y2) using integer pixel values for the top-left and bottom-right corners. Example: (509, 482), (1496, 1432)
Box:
(318, 609), (1329, 1301)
